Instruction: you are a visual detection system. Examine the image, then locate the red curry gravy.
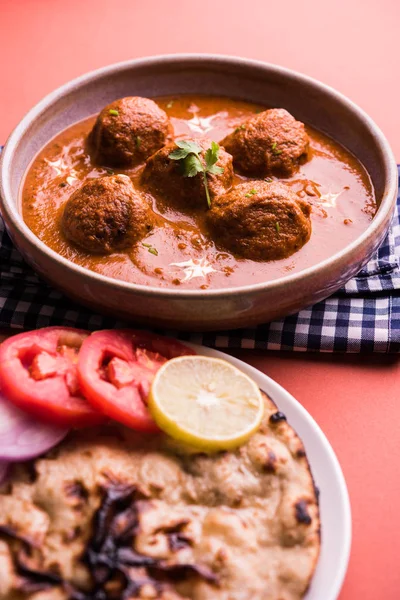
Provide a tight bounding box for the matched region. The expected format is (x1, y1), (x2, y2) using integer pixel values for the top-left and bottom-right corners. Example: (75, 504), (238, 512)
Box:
(21, 96), (375, 290)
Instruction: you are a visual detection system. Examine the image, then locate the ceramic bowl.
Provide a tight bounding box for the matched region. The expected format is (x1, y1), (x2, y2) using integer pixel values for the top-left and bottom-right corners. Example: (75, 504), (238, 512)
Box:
(0, 55), (398, 330)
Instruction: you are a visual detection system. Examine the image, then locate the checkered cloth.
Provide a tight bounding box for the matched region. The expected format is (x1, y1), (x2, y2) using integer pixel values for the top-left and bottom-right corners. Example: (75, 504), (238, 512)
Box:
(0, 164), (399, 352)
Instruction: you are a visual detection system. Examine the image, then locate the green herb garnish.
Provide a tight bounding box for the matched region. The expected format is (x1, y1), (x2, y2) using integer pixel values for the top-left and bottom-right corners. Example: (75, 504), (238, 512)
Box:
(167, 100), (174, 109)
(275, 222), (280, 233)
(109, 109), (119, 116)
(136, 136), (141, 148)
(59, 182), (67, 188)
(168, 140), (224, 209)
(142, 242), (158, 256)
(271, 142), (282, 155)
(105, 168), (114, 175)
(265, 177), (273, 182)
(245, 188), (257, 198)
(234, 124), (246, 133)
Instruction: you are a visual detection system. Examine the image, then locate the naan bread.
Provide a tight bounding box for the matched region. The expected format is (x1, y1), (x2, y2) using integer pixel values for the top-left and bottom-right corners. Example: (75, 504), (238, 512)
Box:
(0, 392), (320, 600)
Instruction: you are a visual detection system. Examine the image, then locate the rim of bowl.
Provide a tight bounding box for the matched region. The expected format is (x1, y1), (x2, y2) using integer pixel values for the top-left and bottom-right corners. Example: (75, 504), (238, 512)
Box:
(0, 53), (398, 299)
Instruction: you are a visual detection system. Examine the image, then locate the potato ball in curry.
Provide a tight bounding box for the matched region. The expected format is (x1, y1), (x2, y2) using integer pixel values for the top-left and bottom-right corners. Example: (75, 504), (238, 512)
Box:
(208, 181), (312, 261)
(141, 137), (234, 210)
(88, 96), (172, 167)
(221, 108), (309, 177)
(61, 174), (153, 253)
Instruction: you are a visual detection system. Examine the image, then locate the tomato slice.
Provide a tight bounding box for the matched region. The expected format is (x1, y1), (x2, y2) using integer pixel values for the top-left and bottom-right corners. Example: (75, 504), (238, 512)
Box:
(0, 327), (105, 427)
(77, 330), (196, 432)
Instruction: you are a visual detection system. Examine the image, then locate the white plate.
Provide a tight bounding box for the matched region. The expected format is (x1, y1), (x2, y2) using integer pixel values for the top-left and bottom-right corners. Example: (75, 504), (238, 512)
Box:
(190, 344), (352, 600)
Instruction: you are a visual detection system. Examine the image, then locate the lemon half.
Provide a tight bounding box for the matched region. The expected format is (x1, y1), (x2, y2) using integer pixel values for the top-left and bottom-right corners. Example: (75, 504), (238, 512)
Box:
(148, 356), (264, 451)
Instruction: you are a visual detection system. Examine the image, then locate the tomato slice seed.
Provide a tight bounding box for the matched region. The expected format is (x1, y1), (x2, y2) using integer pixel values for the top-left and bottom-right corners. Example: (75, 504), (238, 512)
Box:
(30, 352), (60, 380)
(107, 357), (136, 389)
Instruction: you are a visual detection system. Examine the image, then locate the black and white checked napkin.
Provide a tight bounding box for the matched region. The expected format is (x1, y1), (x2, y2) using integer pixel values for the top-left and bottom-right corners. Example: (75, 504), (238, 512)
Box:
(1, 166), (399, 353)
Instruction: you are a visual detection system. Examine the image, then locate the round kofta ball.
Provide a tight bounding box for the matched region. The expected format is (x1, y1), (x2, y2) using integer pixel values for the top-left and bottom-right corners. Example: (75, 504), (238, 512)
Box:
(221, 108), (309, 177)
(61, 174), (153, 253)
(207, 181), (311, 261)
(141, 137), (234, 210)
(88, 97), (172, 167)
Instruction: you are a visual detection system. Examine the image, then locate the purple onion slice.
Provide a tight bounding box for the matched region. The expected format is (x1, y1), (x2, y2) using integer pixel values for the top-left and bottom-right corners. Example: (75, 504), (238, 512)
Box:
(0, 390), (68, 461)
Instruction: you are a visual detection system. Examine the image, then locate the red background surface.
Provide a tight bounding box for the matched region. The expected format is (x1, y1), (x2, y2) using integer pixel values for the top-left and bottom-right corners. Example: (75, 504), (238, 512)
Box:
(1, 1), (400, 598)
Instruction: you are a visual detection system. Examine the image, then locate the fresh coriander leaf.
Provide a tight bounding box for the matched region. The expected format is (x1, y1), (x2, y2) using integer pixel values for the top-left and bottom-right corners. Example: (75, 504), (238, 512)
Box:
(205, 141), (219, 169)
(176, 139), (203, 154)
(183, 153), (203, 177)
(234, 124), (246, 133)
(109, 109), (119, 116)
(204, 148), (215, 169)
(245, 188), (257, 198)
(169, 147), (190, 160)
(105, 168), (114, 175)
(205, 142), (224, 176)
(169, 139), (202, 161)
(142, 242), (158, 256)
(271, 142), (283, 155)
(207, 164), (224, 175)
(136, 136), (141, 148)
(168, 139), (222, 209)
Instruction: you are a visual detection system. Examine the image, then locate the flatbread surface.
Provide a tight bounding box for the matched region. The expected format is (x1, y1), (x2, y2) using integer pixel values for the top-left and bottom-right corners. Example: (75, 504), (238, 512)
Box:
(0, 392), (320, 600)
